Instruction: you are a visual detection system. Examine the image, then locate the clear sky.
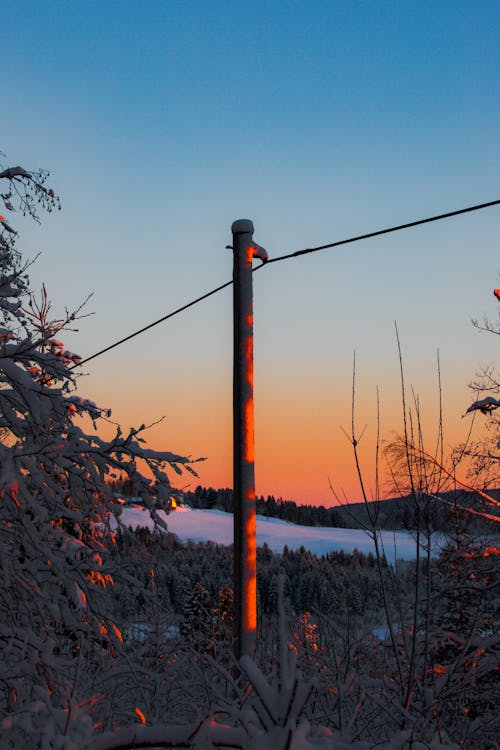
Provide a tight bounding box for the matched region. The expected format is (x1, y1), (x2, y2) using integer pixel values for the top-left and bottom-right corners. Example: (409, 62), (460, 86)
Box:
(3, 0), (499, 504)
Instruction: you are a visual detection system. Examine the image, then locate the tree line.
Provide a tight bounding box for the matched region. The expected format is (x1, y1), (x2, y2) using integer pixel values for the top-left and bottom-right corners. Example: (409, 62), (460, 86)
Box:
(181, 485), (496, 533)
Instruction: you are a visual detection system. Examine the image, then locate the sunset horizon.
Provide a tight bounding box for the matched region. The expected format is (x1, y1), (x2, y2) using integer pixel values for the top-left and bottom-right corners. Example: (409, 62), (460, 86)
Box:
(3, 2), (498, 512)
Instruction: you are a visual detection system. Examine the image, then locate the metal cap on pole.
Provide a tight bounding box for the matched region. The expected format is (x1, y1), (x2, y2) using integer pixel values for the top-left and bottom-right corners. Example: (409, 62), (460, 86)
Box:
(231, 219), (267, 661)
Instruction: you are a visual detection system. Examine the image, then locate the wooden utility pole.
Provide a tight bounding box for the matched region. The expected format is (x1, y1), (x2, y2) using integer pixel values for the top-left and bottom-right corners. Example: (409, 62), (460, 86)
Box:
(231, 219), (267, 660)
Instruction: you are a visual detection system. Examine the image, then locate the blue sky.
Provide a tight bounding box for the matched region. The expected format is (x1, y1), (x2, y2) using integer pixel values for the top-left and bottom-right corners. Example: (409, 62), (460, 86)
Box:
(2, 0), (499, 503)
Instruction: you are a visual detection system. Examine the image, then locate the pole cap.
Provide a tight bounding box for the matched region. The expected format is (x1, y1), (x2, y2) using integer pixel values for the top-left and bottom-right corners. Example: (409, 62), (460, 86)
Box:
(231, 219), (254, 235)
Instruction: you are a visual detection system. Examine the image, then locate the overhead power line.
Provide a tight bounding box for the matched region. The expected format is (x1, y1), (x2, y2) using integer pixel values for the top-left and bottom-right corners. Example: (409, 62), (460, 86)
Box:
(73, 198), (500, 369)
(260, 199), (500, 267)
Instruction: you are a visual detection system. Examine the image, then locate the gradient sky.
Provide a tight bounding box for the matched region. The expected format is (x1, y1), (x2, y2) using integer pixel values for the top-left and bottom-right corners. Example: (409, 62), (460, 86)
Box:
(3, 0), (499, 505)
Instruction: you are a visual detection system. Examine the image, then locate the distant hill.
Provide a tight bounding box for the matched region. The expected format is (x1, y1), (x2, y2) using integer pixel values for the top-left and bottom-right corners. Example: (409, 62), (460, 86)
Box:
(117, 505), (424, 563)
(183, 486), (499, 534)
(334, 488), (500, 534)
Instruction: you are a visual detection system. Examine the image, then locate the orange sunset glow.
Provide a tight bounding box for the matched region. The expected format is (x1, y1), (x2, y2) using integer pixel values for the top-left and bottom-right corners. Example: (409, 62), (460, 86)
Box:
(243, 333), (254, 463)
(88, 355), (479, 507)
(243, 510), (257, 634)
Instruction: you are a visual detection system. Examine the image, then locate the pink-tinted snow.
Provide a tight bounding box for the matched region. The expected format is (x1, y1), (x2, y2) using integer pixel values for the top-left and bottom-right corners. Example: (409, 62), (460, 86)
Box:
(117, 506), (438, 563)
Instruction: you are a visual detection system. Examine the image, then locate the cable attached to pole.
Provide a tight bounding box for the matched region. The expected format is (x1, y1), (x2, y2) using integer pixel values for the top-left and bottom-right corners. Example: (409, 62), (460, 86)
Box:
(260, 199), (500, 267)
(73, 198), (500, 368)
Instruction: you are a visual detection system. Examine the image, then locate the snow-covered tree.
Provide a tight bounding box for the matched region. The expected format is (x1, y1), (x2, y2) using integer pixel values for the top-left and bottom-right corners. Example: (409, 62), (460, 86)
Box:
(0, 156), (200, 746)
(461, 290), (500, 490)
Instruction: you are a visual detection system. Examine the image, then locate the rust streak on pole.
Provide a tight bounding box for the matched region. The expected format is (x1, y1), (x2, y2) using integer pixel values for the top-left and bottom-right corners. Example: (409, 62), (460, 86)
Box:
(231, 219), (267, 661)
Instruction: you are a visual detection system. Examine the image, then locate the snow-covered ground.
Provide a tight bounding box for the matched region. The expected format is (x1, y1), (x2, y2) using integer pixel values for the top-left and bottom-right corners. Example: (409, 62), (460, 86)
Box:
(117, 505), (442, 563)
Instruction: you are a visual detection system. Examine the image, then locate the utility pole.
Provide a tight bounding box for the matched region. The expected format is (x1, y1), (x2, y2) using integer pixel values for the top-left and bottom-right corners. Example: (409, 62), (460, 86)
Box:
(231, 219), (268, 661)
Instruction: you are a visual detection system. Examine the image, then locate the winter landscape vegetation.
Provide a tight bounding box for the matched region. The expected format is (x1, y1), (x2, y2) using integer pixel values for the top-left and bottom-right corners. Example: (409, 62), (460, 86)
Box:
(2, 3), (500, 748)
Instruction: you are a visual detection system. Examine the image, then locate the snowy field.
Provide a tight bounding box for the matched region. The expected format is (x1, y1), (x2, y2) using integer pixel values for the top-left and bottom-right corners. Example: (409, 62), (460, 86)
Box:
(117, 505), (442, 564)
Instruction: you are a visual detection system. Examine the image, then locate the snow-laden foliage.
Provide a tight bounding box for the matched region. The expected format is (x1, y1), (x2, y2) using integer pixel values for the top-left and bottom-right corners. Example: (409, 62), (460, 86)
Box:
(459, 290), (500, 487)
(0, 158), (200, 748)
